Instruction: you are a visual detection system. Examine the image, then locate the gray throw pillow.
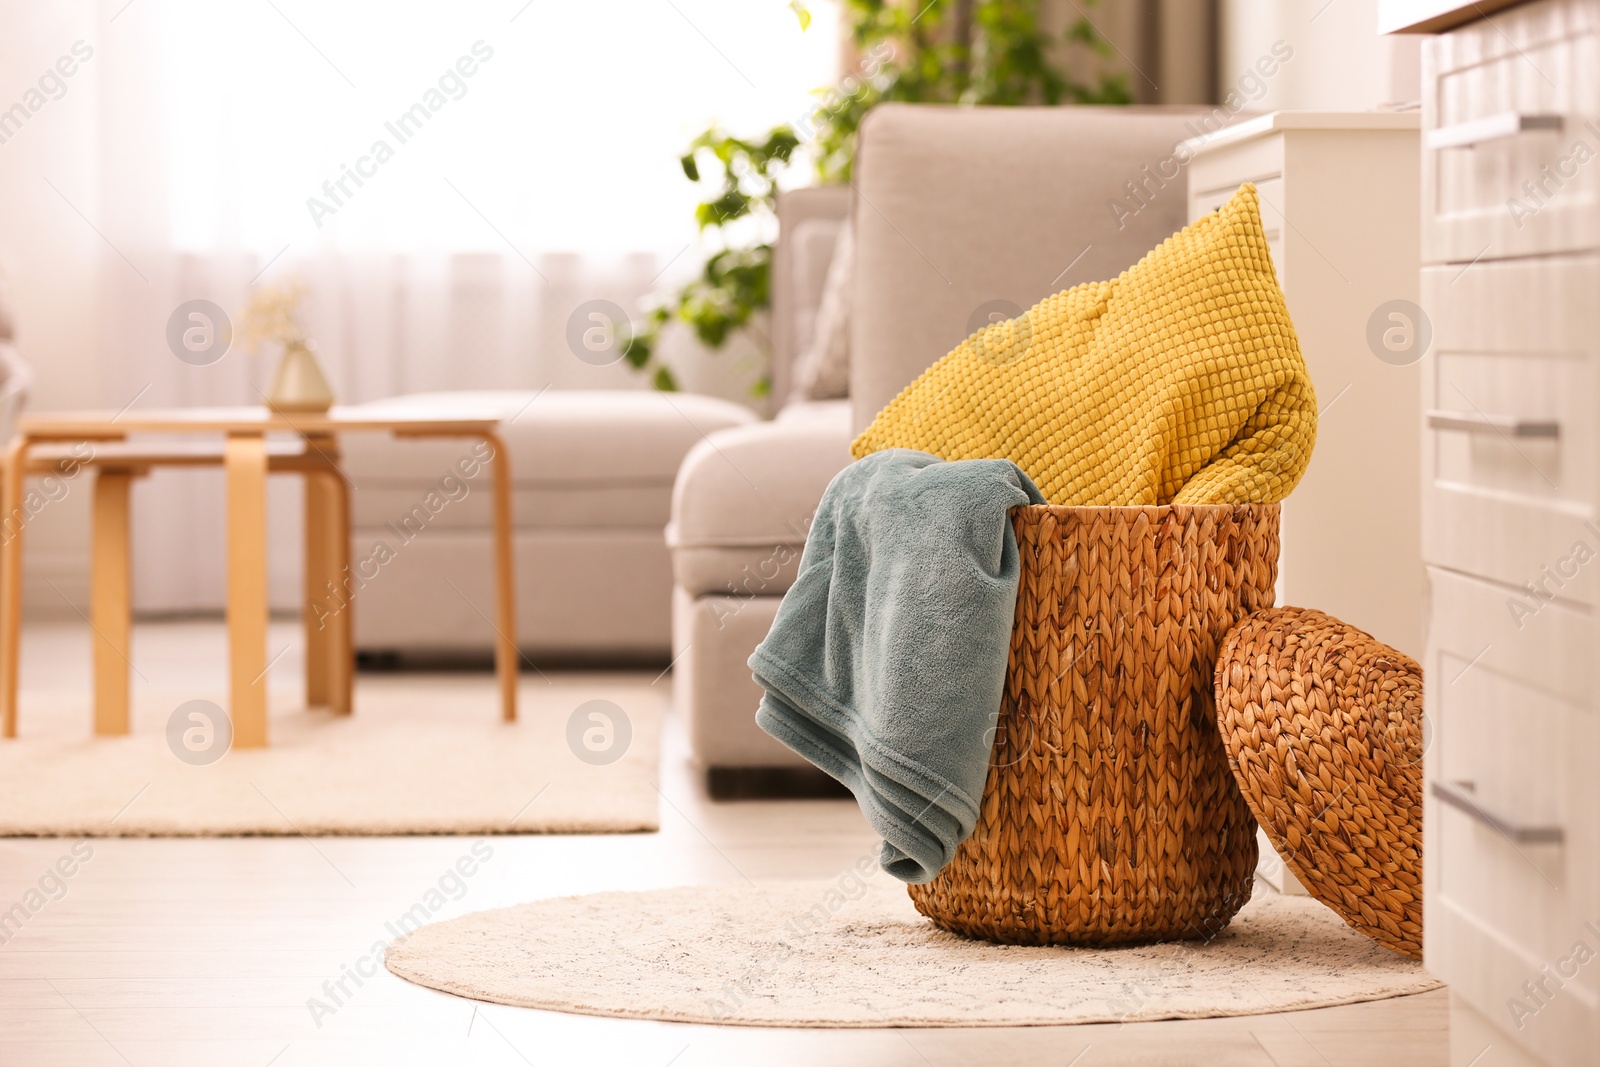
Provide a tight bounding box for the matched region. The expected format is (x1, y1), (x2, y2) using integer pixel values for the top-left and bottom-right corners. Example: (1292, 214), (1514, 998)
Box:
(791, 218), (852, 401)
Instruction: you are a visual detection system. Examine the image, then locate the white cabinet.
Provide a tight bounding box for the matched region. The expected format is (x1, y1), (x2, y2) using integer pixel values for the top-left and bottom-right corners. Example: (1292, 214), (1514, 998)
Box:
(1395, 0), (1600, 1062)
(1182, 110), (1425, 897)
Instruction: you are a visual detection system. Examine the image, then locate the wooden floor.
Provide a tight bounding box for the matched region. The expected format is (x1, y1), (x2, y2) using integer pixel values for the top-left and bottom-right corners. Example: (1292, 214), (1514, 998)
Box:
(0, 620), (1449, 1066)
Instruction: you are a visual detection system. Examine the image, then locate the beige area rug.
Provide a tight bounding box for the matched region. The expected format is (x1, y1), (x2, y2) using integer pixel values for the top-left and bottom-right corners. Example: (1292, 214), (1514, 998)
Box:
(0, 676), (659, 836)
(387, 876), (1442, 1028)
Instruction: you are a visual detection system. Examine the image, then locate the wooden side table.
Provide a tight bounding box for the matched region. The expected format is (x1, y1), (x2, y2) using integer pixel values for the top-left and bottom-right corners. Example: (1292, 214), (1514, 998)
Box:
(0, 407), (518, 746)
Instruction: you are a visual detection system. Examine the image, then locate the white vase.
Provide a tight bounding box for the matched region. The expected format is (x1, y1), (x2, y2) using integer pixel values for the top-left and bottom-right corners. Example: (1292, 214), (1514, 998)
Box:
(267, 340), (335, 414)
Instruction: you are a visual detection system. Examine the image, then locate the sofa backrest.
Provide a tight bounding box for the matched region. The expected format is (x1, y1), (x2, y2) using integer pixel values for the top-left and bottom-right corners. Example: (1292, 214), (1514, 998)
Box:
(849, 104), (1211, 432)
(771, 185), (851, 408)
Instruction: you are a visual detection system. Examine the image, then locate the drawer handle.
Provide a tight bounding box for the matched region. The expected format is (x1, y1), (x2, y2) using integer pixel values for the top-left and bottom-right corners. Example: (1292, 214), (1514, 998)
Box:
(1425, 112), (1563, 150)
(1431, 780), (1564, 844)
(1426, 410), (1559, 439)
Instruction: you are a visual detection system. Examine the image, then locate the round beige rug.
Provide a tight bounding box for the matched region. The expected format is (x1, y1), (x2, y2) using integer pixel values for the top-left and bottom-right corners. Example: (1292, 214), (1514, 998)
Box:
(386, 876), (1441, 1027)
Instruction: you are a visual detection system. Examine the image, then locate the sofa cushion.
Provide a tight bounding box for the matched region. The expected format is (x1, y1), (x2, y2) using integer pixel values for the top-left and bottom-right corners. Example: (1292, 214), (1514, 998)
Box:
(788, 217), (843, 362)
(667, 399), (852, 597)
(351, 528), (674, 656)
(350, 483), (670, 532)
(341, 390), (758, 530)
(792, 219), (852, 401)
(772, 186), (852, 407)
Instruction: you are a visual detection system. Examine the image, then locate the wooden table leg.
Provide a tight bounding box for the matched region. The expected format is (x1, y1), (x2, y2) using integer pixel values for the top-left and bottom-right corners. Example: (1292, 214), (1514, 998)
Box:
(303, 466), (332, 709)
(225, 434), (270, 748)
(326, 465), (353, 714)
(0, 436), (30, 738)
(300, 436), (351, 715)
(301, 436), (352, 712)
(91, 468), (134, 735)
(482, 431), (518, 723)
(303, 462), (354, 714)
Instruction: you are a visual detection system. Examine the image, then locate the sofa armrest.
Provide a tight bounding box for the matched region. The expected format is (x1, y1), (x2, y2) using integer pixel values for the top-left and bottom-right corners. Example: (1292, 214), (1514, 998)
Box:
(667, 400), (852, 598)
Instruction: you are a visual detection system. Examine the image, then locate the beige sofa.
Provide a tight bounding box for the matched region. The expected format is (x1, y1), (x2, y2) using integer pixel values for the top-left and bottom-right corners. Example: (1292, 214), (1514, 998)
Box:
(669, 104), (1210, 786)
(341, 389), (756, 662)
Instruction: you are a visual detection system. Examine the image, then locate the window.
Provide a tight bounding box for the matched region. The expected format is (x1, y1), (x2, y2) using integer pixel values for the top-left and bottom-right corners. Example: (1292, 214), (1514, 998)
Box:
(152, 0), (838, 253)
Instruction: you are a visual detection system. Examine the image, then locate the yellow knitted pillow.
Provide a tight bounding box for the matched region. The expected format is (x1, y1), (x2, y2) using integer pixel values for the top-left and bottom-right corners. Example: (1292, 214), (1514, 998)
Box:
(851, 183), (1316, 506)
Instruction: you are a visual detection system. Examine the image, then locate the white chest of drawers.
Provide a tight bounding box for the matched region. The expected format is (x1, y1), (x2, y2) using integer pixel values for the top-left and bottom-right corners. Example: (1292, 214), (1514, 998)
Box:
(1391, 0), (1600, 1063)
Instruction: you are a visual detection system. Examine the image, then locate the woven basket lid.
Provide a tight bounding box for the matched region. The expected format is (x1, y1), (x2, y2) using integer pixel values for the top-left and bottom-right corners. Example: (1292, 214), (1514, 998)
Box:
(1214, 607), (1423, 958)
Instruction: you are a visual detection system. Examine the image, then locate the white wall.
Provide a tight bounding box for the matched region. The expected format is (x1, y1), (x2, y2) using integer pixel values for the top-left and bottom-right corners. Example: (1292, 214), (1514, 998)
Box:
(1220, 0), (1420, 110)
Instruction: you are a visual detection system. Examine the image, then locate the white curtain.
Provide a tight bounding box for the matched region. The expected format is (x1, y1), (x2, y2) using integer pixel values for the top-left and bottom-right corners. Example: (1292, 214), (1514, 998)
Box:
(76, 0), (836, 612)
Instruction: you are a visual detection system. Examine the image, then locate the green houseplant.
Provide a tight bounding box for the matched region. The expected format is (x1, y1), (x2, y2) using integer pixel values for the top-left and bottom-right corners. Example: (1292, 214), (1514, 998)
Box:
(626, 0), (1131, 392)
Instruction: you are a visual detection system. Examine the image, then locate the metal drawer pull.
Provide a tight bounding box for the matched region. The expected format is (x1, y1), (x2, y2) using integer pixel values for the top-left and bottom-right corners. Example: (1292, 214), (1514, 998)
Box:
(1426, 410), (1560, 439)
(1432, 780), (1564, 844)
(1425, 112), (1563, 150)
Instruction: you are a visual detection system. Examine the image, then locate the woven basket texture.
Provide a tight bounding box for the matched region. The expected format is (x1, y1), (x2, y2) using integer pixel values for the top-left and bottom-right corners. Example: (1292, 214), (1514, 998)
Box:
(908, 503), (1278, 946)
(1214, 607), (1424, 959)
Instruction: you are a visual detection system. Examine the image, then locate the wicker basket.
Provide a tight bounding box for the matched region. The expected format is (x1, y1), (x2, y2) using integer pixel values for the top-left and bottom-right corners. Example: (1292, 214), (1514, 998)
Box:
(907, 503), (1279, 946)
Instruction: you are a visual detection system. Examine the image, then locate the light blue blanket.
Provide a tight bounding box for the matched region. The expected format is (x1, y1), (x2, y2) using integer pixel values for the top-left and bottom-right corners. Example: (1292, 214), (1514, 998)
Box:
(750, 449), (1045, 884)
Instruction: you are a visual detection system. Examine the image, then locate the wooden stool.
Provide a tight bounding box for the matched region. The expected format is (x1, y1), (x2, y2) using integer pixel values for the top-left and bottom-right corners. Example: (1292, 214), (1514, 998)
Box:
(24, 439), (354, 736)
